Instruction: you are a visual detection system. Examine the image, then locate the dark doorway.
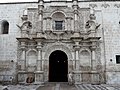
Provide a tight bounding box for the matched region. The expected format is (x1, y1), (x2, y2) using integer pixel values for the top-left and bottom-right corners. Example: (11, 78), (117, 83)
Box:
(49, 50), (68, 82)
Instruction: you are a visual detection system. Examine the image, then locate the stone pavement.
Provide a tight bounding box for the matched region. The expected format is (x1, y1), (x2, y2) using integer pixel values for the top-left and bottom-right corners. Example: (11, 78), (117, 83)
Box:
(37, 83), (76, 90)
(0, 83), (120, 90)
(37, 83), (120, 90)
(0, 84), (41, 90)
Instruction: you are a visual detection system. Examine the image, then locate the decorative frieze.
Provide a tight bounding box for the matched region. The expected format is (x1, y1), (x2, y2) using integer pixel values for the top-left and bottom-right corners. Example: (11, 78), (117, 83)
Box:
(89, 4), (97, 8)
(114, 4), (120, 8)
(101, 3), (110, 8)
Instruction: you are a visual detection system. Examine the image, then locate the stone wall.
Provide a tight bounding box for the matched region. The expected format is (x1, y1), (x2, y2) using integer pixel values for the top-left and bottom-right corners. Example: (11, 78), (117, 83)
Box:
(0, 3), (37, 62)
(0, 1), (120, 84)
(0, 60), (16, 84)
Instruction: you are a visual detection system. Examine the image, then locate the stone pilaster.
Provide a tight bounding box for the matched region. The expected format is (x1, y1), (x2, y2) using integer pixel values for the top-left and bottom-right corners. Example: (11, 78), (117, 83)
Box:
(17, 38), (29, 71)
(37, 43), (42, 71)
(34, 37), (45, 71)
(91, 46), (96, 70)
(71, 37), (83, 70)
(36, 0), (44, 38)
(89, 37), (100, 70)
(72, 0), (78, 32)
(46, 17), (52, 31)
(38, 0), (44, 32)
(34, 37), (45, 83)
(74, 45), (80, 70)
(66, 17), (73, 31)
(20, 43), (27, 70)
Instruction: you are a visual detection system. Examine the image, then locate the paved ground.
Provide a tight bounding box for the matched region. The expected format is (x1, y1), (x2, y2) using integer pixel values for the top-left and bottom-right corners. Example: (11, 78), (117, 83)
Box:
(37, 83), (120, 90)
(0, 83), (120, 90)
(0, 84), (40, 90)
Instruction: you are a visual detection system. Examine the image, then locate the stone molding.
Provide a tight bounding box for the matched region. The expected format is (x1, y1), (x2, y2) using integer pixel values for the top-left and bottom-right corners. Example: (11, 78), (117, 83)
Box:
(89, 4), (97, 8)
(101, 3), (110, 8)
(114, 4), (120, 8)
(44, 43), (73, 60)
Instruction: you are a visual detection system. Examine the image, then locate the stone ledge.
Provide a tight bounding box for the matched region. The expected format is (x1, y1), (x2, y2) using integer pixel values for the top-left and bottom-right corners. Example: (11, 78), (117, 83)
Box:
(73, 71), (99, 74)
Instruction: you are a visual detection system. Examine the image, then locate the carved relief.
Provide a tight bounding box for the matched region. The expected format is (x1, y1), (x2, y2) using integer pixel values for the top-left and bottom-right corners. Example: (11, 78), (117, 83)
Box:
(17, 21), (32, 37)
(101, 3), (110, 8)
(80, 66), (91, 71)
(85, 14), (100, 32)
(81, 73), (91, 83)
(78, 13), (84, 30)
(114, 4), (120, 8)
(89, 4), (97, 8)
(44, 43), (73, 60)
(16, 2), (104, 84)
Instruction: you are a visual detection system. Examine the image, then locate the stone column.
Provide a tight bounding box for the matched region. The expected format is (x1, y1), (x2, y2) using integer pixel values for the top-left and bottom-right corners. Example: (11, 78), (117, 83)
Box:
(65, 19), (67, 31)
(66, 17), (72, 31)
(73, 0), (78, 32)
(38, 3), (44, 32)
(91, 46), (96, 70)
(46, 17), (52, 31)
(74, 45), (81, 83)
(74, 11), (78, 32)
(73, 41), (80, 70)
(75, 48), (79, 70)
(35, 40), (43, 83)
(21, 42), (26, 70)
(37, 42), (42, 71)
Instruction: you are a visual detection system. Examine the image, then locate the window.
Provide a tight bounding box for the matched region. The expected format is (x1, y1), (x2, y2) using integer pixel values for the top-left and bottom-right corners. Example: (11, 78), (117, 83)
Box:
(1, 21), (9, 34)
(55, 21), (63, 30)
(116, 55), (120, 64)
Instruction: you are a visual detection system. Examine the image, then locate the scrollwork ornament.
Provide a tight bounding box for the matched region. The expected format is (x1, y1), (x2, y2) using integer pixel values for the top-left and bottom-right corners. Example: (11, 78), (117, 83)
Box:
(89, 4), (97, 8)
(114, 4), (120, 8)
(101, 3), (110, 8)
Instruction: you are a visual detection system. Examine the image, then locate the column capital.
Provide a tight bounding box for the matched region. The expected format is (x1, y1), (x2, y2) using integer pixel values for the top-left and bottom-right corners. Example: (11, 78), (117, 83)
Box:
(20, 46), (27, 51)
(37, 45), (42, 50)
(38, 10), (43, 15)
(73, 45), (80, 51)
(74, 10), (78, 14)
(90, 46), (97, 51)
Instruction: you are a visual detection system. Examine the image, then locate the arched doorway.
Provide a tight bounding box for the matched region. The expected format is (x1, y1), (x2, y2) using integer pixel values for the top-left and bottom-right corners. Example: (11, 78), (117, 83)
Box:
(49, 50), (68, 82)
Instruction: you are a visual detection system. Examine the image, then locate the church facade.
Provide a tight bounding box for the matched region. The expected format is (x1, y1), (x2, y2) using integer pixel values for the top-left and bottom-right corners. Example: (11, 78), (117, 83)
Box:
(0, 0), (120, 84)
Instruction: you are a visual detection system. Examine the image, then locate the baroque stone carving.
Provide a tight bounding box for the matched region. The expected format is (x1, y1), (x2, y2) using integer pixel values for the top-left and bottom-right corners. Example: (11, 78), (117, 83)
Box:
(114, 4), (120, 8)
(89, 4), (97, 8)
(101, 3), (110, 8)
(85, 14), (100, 32)
(44, 43), (73, 60)
(17, 21), (32, 31)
